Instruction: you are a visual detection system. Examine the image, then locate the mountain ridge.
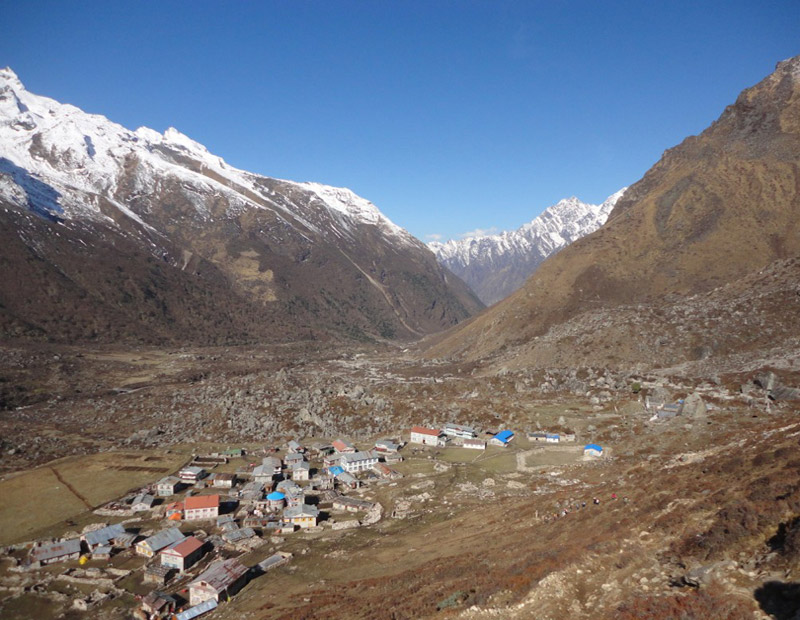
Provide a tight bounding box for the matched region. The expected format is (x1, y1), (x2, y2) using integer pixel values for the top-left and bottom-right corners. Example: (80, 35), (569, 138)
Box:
(429, 189), (626, 305)
(0, 67), (483, 345)
(425, 55), (800, 371)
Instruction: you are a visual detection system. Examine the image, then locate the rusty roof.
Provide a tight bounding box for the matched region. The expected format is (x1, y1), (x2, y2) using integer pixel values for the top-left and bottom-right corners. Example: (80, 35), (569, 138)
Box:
(31, 538), (81, 563)
(184, 494), (220, 510)
(190, 558), (248, 592)
(411, 425), (440, 436)
(162, 535), (203, 558)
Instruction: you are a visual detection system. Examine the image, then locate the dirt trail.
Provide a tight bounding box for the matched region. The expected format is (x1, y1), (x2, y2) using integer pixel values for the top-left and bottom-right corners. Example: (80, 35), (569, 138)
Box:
(516, 449), (537, 472)
(49, 466), (93, 510)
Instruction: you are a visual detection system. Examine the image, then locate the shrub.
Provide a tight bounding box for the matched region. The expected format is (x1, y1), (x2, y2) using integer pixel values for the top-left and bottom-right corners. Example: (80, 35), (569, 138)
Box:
(615, 584), (753, 619)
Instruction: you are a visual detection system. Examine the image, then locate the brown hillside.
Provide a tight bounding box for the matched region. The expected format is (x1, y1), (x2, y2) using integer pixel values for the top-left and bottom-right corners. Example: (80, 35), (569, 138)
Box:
(426, 56), (800, 366)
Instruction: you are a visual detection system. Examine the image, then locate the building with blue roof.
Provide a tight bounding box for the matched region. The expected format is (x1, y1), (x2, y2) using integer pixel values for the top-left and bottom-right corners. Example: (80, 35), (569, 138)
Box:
(489, 430), (514, 447)
(584, 444), (604, 457)
(265, 490), (286, 511)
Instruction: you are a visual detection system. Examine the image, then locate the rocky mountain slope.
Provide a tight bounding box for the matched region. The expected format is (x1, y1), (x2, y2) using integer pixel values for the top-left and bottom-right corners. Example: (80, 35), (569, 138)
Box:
(426, 56), (800, 371)
(429, 190), (625, 305)
(0, 68), (482, 345)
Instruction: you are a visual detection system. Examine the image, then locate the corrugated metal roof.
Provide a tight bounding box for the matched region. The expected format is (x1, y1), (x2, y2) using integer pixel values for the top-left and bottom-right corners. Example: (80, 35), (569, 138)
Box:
(494, 430), (514, 442)
(338, 472), (358, 484)
(175, 598), (218, 620)
(132, 493), (154, 508)
(284, 504), (320, 519)
(262, 456), (282, 469)
(222, 527), (256, 543)
(276, 479), (300, 491)
(142, 527), (185, 553)
(584, 443), (603, 452)
(84, 523), (126, 546)
(258, 552), (291, 571)
(444, 423), (476, 434)
(190, 558), (248, 592)
(341, 451), (376, 463)
(31, 538), (81, 563)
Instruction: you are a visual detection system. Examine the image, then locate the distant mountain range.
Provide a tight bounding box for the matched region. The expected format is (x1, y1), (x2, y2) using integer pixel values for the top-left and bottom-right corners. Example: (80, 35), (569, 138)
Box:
(427, 56), (800, 372)
(429, 190), (626, 305)
(0, 67), (483, 345)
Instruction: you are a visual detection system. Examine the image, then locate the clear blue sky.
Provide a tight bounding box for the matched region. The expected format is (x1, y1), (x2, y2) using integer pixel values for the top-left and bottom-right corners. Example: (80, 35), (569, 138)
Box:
(2, 1), (798, 242)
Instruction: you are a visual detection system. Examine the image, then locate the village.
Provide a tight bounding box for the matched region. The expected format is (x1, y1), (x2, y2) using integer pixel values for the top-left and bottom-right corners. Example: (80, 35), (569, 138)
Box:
(0, 421), (608, 620)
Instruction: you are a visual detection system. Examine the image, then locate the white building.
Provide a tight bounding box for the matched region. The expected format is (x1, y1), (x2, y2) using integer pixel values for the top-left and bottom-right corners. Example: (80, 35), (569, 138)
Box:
(156, 476), (182, 496)
(410, 426), (445, 447)
(183, 495), (220, 521)
(340, 451), (379, 473)
(443, 423), (477, 439)
(291, 461), (310, 481)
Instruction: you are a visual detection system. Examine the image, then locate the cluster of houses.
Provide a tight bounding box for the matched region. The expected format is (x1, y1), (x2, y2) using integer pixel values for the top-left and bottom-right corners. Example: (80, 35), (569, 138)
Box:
(408, 422), (604, 459)
(23, 436), (409, 619)
(409, 423), (518, 449)
(21, 422), (607, 618)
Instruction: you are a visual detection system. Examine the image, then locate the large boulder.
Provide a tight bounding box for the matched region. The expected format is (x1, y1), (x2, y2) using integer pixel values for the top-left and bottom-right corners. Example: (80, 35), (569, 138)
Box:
(683, 392), (707, 418)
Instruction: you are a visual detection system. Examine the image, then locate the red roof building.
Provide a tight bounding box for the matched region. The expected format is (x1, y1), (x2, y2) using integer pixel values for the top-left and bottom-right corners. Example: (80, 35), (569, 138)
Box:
(184, 495), (220, 521)
(410, 426), (445, 447)
(160, 535), (204, 572)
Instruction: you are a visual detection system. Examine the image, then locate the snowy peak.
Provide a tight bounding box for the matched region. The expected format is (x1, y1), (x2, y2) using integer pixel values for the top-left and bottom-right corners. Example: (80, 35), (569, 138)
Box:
(429, 188), (626, 305)
(0, 68), (417, 247)
(0, 67), (24, 95)
(0, 68), (483, 344)
(431, 190), (625, 266)
(299, 182), (417, 246)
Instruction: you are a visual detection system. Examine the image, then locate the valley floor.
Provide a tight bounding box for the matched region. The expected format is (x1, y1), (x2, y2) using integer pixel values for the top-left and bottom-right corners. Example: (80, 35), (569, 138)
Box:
(1, 342), (799, 619)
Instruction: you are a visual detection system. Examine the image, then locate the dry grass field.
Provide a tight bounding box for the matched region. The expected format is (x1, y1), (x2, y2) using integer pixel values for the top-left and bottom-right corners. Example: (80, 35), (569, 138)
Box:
(0, 449), (189, 545)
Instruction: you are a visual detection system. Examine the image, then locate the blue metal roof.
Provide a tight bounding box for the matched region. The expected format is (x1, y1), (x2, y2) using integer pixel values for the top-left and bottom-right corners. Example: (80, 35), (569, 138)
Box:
(266, 491), (285, 501)
(329, 466), (345, 476)
(584, 443), (603, 452)
(494, 430), (514, 442)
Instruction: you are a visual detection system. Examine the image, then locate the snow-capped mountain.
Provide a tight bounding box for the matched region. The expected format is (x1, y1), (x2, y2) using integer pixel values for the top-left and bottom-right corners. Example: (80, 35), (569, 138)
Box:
(0, 68), (483, 344)
(429, 190), (626, 305)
